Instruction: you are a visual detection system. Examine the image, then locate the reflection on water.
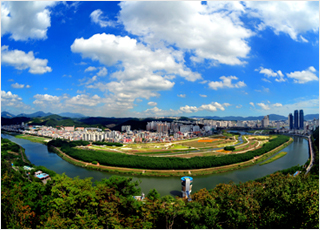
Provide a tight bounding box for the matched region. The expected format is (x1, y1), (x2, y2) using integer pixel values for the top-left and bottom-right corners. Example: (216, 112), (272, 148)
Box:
(1, 133), (309, 196)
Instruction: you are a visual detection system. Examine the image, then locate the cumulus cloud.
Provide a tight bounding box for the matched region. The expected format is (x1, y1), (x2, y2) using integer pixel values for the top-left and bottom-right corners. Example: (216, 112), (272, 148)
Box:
(245, 1), (319, 42)
(179, 105), (198, 113)
(1, 46), (52, 74)
(71, 33), (202, 111)
(97, 67), (108, 77)
(257, 103), (270, 110)
(65, 94), (102, 107)
(84, 66), (97, 72)
(148, 101), (157, 107)
(1, 90), (28, 109)
(199, 94), (207, 97)
(119, 2), (253, 65)
(179, 102), (228, 113)
(26, 85), (31, 88)
(286, 66), (319, 84)
(1, 1), (57, 41)
(33, 94), (60, 105)
(11, 83), (24, 89)
(90, 9), (115, 27)
(236, 105), (242, 109)
(256, 67), (286, 82)
(177, 94), (186, 98)
(249, 102), (255, 107)
(208, 76), (246, 90)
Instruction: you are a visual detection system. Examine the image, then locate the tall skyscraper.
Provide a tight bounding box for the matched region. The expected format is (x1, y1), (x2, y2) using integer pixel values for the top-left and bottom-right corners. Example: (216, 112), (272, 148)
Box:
(299, 110), (304, 130)
(294, 110), (299, 129)
(288, 113), (293, 130)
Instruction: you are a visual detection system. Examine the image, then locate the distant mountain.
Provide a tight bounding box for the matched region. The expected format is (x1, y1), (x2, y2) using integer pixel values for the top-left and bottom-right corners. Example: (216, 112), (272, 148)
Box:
(15, 111), (53, 118)
(58, 112), (86, 118)
(1, 111), (16, 118)
(191, 114), (301, 121)
(304, 114), (319, 120)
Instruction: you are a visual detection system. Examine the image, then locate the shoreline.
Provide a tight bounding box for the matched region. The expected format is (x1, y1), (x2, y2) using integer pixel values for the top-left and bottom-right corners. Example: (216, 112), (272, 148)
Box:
(49, 137), (294, 177)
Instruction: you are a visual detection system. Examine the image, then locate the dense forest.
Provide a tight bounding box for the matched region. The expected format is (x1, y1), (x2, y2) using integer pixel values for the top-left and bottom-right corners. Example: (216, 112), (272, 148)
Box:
(48, 135), (290, 170)
(2, 129), (318, 229)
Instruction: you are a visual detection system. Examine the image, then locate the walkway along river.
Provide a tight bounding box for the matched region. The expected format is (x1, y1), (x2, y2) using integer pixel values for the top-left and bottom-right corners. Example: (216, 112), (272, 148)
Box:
(2, 133), (309, 196)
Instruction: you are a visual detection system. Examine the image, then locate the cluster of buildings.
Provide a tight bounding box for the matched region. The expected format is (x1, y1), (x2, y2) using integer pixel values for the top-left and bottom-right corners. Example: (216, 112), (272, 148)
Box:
(2, 112), (319, 143)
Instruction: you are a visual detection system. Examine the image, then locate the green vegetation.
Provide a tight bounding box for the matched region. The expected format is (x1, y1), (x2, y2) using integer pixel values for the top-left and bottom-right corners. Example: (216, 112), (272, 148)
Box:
(260, 152), (287, 165)
(15, 134), (51, 144)
(48, 135), (290, 170)
(93, 141), (123, 147)
(224, 146), (235, 151)
(2, 131), (319, 228)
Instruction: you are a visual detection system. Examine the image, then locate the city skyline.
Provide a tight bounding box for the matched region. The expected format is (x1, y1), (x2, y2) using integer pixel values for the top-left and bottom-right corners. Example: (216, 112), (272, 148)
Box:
(1, 1), (319, 117)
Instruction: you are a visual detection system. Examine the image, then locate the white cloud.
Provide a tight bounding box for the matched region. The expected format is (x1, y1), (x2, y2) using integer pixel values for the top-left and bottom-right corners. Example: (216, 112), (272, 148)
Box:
(177, 94), (186, 98)
(97, 67), (108, 77)
(71, 33), (203, 111)
(1, 90), (28, 109)
(1, 1), (57, 41)
(245, 1), (319, 42)
(65, 94), (102, 107)
(199, 94), (207, 98)
(179, 102), (228, 113)
(33, 94), (60, 105)
(26, 85), (31, 88)
(71, 33), (201, 82)
(90, 9), (115, 28)
(273, 103), (283, 107)
(11, 83), (24, 89)
(208, 76), (246, 90)
(236, 105), (242, 109)
(1, 46), (52, 74)
(262, 78), (271, 83)
(84, 66), (97, 72)
(257, 103), (270, 110)
(119, 2), (253, 66)
(179, 105), (198, 113)
(257, 67), (277, 77)
(257, 67), (286, 82)
(148, 101), (157, 107)
(249, 102), (255, 107)
(287, 66), (319, 84)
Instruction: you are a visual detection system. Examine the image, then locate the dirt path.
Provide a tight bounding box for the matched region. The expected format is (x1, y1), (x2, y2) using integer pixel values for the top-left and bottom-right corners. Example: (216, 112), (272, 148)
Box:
(19, 147), (26, 163)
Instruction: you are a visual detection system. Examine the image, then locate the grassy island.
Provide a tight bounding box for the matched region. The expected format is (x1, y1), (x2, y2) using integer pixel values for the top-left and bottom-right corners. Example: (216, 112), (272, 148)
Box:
(260, 152), (288, 166)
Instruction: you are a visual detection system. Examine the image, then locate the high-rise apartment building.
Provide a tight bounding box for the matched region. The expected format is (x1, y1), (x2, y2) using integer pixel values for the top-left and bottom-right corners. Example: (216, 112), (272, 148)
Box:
(288, 113), (293, 130)
(294, 110), (299, 129)
(299, 110), (304, 130)
(261, 115), (269, 128)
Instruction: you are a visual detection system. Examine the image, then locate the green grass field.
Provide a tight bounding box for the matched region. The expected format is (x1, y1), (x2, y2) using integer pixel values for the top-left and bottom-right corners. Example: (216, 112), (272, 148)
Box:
(260, 152), (287, 166)
(15, 134), (51, 144)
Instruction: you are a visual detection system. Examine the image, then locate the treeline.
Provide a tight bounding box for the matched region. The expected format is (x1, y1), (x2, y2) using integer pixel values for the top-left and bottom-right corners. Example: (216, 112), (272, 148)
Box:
(48, 135), (290, 170)
(1, 167), (318, 229)
(92, 141), (123, 147)
(2, 137), (319, 229)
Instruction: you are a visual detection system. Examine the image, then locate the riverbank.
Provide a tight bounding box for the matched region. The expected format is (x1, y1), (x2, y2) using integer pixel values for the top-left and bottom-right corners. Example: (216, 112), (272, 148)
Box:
(15, 134), (51, 144)
(49, 137), (294, 177)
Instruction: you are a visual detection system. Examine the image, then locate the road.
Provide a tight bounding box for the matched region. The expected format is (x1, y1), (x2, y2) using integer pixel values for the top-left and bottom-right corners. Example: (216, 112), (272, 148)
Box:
(305, 136), (314, 175)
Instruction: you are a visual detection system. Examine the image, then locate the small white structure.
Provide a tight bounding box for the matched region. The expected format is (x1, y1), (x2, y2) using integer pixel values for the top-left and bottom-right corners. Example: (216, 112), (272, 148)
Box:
(181, 176), (193, 201)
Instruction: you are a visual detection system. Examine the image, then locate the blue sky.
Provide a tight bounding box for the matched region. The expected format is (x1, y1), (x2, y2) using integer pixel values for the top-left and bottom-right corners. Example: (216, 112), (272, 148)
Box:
(1, 1), (319, 117)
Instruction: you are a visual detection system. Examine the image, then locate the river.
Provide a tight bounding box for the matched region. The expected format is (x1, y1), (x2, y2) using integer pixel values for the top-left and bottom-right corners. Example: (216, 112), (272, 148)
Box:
(1, 133), (309, 196)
